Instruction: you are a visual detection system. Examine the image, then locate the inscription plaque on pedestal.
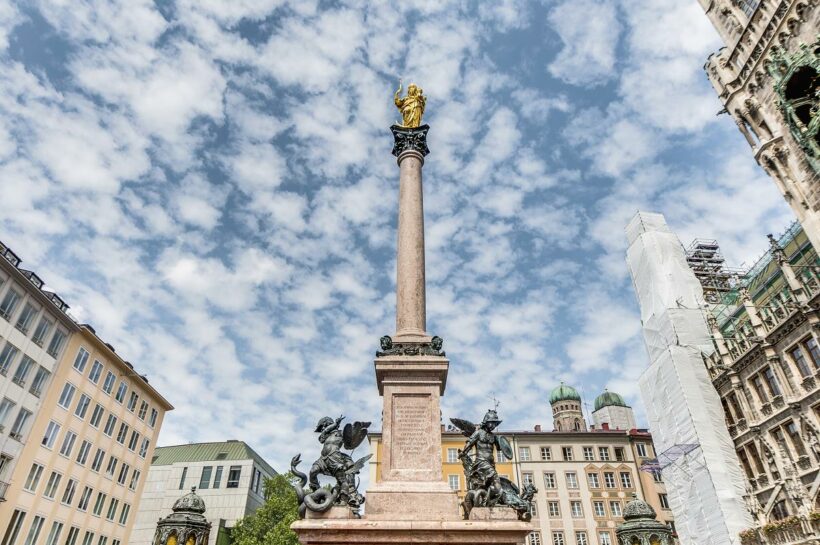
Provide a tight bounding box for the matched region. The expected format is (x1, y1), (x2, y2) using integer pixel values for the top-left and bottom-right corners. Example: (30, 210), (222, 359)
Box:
(391, 394), (433, 471)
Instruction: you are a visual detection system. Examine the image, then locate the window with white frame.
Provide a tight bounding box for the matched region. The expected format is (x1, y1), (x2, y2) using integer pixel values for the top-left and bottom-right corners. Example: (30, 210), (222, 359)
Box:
(561, 446), (573, 461)
(114, 382), (127, 403)
(89, 361), (103, 383)
(45, 521), (63, 545)
(24, 514), (45, 545)
(604, 472), (616, 488)
(102, 371), (116, 394)
(522, 472), (534, 486)
(620, 472), (632, 488)
(659, 493), (670, 509)
(91, 449), (105, 472)
(528, 532), (542, 545)
(593, 501), (605, 517)
(570, 501), (583, 518)
(635, 443), (647, 457)
(59, 431), (77, 457)
(117, 463), (129, 486)
(519, 446), (531, 461)
(89, 404), (104, 428)
(92, 492), (106, 516)
(448, 475), (459, 490)
(575, 531), (587, 545)
(447, 448), (458, 463)
(73, 348), (89, 373)
(548, 501), (560, 517)
(587, 472), (600, 488)
(127, 392), (138, 412)
(583, 446), (594, 460)
(565, 472), (578, 489)
(149, 408), (158, 427)
(609, 501), (622, 517)
(106, 498), (119, 521)
(540, 446), (552, 460)
(42, 421), (61, 449)
(138, 401), (148, 420)
(598, 532), (612, 545)
(543, 472), (556, 488)
(552, 532), (564, 545)
(139, 438), (150, 458)
(119, 503), (131, 525)
(77, 486), (93, 511)
(598, 447), (610, 461)
(62, 479), (78, 505)
(103, 415), (117, 436)
(24, 462), (44, 492)
(76, 440), (91, 465)
(105, 456), (118, 477)
(0, 341), (19, 374)
(29, 366), (50, 397)
(614, 447), (625, 461)
(46, 329), (67, 358)
(75, 394), (91, 419)
(43, 471), (62, 499)
(65, 527), (80, 545)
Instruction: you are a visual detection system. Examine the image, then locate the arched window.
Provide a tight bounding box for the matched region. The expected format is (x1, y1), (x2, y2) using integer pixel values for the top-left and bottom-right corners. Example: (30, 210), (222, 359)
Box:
(771, 499), (790, 520)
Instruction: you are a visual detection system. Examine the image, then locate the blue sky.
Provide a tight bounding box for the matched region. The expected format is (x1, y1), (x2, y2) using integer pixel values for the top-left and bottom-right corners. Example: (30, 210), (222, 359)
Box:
(0, 0), (795, 469)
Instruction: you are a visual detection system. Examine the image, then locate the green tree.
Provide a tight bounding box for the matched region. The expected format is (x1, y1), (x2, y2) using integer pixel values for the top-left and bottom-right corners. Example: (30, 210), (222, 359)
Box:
(231, 474), (300, 545)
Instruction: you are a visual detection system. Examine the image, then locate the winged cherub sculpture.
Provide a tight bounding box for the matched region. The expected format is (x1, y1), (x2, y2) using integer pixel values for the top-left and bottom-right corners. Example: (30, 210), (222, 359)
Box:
(450, 409), (536, 521)
(290, 416), (372, 518)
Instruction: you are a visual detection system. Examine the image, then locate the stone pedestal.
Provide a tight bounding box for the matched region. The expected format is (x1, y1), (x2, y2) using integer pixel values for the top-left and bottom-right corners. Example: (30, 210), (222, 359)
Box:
(366, 354), (460, 520)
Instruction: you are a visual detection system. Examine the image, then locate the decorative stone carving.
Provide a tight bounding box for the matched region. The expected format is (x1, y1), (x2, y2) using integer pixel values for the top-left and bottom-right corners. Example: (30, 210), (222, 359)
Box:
(376, 335), (445, 357)
(390, 124), (430, 158)
(767, 38), (820, 172)
(153, 487), (211, 545)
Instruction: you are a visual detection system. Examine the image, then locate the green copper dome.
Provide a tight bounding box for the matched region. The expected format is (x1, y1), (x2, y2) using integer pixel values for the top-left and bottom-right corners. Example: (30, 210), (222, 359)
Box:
(549, 383), (581, 404)
(594, 389), (628, 411)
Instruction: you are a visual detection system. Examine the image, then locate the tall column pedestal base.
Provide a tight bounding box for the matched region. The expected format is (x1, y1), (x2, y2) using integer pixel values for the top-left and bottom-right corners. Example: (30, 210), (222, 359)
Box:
(292, 518), (531, 545)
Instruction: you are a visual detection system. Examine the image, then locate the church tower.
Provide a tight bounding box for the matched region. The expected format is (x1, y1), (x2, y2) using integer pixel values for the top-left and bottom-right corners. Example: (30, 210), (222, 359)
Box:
(549, 383), (587, 431)
(700, 1), (820, 250)
(592, 389), (637, 431)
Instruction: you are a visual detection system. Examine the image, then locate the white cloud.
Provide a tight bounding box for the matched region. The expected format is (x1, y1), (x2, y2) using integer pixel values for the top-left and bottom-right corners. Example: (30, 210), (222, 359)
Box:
(547, 0), (621, 86)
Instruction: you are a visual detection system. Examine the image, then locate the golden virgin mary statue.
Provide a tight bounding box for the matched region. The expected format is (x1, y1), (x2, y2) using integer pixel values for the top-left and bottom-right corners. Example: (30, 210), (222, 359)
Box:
(394, 80), (426, 128)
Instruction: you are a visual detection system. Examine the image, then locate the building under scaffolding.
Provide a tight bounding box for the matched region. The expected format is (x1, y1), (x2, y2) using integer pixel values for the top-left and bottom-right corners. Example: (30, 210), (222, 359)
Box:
(626, 211), (753, 545)
(628, 211), (820, 544)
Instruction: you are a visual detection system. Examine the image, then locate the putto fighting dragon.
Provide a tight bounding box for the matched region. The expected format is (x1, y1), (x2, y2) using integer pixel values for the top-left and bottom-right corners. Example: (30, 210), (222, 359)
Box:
(450, 408), (537, 521)
(290, 416), (371, 518)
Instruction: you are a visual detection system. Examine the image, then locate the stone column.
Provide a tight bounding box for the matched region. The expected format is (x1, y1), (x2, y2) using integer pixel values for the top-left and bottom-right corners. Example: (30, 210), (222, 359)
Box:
(366, 125), (460, 519)
(391, 125), (430, 342)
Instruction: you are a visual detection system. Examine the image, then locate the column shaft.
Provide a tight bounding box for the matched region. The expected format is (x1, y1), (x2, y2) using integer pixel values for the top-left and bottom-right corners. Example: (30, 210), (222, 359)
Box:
(395, 150), (426, 338)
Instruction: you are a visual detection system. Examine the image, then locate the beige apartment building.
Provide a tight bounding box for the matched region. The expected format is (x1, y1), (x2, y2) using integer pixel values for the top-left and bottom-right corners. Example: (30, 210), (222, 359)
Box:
(0, 238), (174, 545)
(0, 240), (76, 498)
(369, 384), (673, 545)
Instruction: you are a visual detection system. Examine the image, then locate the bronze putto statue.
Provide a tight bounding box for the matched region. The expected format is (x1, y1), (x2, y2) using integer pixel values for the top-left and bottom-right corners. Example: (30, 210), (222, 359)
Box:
(290, 416), (371, 518)
(450, 408), (537, 520)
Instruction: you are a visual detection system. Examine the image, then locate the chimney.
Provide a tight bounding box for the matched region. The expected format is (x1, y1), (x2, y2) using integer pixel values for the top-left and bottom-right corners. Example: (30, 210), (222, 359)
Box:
(534, 425), (541, 432)
(441, 424), (445, 432)
(602, 423), (610, 430)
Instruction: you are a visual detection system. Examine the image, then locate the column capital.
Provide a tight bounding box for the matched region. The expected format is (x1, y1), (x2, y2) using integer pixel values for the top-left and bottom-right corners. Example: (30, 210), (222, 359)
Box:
(391, 124), (430, 159)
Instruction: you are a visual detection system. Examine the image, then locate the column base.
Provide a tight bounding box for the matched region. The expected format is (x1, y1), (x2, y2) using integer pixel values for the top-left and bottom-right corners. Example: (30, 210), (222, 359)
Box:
(365, 480), (461, 520)
(292, 517), (532, 545)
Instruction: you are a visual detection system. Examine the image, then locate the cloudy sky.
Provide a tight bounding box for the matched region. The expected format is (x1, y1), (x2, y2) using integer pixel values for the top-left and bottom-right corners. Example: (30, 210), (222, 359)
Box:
(0, 0), (795, 469)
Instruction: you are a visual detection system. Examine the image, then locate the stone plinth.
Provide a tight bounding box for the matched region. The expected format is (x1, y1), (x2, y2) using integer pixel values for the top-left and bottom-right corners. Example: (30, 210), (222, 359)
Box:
(306, 506), (357, 520)
(291, 518), (531, 545)
(468, 507), (520, 521)
(366, 354), (461, 519)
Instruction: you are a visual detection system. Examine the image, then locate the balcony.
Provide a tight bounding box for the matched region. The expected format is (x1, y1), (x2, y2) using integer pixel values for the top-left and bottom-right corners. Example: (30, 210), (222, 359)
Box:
(740, 515), (820, 545)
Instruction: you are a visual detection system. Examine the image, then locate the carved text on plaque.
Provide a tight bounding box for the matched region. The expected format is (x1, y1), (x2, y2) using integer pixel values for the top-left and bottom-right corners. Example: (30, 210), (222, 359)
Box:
(391, 394), (433, 470)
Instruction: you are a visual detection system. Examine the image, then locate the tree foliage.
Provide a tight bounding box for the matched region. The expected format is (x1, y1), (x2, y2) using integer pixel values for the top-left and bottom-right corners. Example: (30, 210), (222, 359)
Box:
(231, 473), (300, 545)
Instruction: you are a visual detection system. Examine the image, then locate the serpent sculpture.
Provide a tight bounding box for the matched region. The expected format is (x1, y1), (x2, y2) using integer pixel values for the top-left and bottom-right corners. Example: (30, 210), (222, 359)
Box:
(290, 416), (371, 518)
(290, 454), (338, 519)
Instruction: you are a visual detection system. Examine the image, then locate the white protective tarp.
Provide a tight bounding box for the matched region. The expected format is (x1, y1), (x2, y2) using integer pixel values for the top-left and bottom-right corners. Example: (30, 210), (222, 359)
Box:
(626, 212), (752, 545)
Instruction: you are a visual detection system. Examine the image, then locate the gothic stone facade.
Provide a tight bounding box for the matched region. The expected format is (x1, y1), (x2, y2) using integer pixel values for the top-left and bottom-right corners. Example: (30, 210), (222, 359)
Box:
(701, 0), (820, 250)
(701, 227), (820, 543)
